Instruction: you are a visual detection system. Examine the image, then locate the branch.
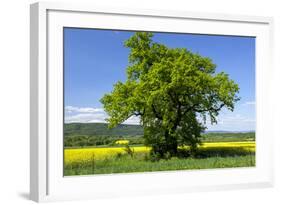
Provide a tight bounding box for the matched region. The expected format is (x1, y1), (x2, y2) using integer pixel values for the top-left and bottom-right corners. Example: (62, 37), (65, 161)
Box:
(193, 103), (225, 113)
(133, 111), (143, 116)
(182, 103), (200, 116)
(126, 109), (145, 120)
(152, 104), (163, 120)
(182, 102), (225, 117)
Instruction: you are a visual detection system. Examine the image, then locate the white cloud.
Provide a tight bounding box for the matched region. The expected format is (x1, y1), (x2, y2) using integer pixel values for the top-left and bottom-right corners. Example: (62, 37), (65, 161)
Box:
(123, 115), (141, 125)
(64, 106), (140, 125)
(78, 107), (104, 113)
(204, 112), (255, 131)
(65, 106), (104, 113)
(65, 106), (79, 113)
(243, 101), (255, 106)
(65, 113), (106, 123)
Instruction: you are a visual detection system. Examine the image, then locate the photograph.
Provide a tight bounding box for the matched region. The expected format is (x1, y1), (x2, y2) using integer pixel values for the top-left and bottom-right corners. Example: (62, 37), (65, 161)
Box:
(63, 28), (256, 176)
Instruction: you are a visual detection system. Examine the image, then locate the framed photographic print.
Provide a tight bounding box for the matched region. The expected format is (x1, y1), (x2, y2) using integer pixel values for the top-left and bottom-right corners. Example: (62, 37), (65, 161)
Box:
(30, 2), (274, 202)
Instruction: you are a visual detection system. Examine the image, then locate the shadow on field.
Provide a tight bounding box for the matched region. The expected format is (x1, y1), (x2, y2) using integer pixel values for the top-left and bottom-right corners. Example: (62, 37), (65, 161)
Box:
(178, 147), (254, 159)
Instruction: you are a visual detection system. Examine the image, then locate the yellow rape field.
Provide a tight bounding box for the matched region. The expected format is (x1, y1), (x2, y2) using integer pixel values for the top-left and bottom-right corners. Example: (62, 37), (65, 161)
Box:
(115, 139), (129, 145)
(200, 141), (255, 151)
(64, 141), (255, 164)
(64, 146), (150, 163)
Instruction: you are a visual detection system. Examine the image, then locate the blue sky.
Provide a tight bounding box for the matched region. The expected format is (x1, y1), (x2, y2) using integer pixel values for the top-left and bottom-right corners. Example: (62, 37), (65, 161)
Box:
(64, 28), (256, 131)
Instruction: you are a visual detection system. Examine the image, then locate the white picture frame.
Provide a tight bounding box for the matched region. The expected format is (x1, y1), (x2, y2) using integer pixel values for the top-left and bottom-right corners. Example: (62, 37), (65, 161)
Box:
(30, 2), (274, 202)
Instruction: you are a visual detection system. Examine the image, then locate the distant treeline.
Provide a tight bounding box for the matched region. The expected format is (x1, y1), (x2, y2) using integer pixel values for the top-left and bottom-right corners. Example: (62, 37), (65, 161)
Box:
(64, 131), (255, 148)
(201, 132), (255, 142)
(64, 135), (144, 147)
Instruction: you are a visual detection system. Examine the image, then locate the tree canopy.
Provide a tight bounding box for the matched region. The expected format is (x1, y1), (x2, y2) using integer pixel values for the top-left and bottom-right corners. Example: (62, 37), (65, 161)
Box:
(101, 32), (240, 157)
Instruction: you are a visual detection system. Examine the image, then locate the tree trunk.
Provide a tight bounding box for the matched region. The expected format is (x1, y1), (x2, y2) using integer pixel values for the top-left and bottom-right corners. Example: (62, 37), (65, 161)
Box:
(164, 130), (178, 156)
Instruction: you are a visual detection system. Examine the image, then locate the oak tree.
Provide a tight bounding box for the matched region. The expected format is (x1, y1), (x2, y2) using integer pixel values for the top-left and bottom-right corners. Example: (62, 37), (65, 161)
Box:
(101, 32), (239, 157)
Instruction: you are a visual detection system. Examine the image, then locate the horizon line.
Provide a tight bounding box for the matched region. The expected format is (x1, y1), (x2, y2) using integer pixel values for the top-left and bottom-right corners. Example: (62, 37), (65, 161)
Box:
(64, 122), (255, 132)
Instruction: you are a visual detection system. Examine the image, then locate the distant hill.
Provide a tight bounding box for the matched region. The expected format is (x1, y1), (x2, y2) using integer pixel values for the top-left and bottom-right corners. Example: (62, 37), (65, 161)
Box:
(64, 123), (143, 137)
(204, 130), (255, 133)
(64, 122), (254, 137)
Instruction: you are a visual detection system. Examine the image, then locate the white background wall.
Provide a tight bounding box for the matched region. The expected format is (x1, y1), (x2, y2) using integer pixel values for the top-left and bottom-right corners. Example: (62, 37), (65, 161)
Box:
(0, 0), (280, 204)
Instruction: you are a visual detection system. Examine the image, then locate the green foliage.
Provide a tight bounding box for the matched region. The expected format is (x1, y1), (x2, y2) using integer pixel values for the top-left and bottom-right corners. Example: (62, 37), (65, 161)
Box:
(101, 32), (240, 157)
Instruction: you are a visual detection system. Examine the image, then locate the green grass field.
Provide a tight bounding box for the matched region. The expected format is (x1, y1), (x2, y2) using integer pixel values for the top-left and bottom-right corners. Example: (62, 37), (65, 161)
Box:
(64, 154), (254, 176)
